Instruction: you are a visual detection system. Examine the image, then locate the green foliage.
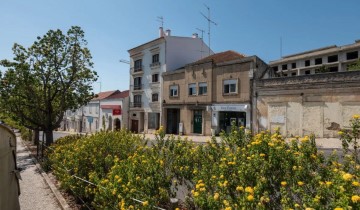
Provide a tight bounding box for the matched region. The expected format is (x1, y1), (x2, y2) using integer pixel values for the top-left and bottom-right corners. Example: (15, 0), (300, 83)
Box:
(47, 124), (360, 209)
(348, 59), (360, 71)
(0, 26), (98, 145)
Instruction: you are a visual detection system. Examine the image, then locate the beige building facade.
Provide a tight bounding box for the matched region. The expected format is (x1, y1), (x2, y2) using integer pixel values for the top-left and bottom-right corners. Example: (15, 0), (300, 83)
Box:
(256, 40), (360, 137)
(162, 51), (268, 136)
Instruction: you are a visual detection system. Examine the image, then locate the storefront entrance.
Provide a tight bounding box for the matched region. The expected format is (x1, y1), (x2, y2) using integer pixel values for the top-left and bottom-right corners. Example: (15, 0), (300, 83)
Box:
(219, 111), (246, 133)
(193, 110), (202, 134)
(166, 109), (180, 134)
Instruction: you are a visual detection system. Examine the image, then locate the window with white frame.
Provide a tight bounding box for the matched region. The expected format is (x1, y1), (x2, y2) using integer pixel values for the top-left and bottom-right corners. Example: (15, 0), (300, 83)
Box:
(223, 79), (237, 94)
(188, 83), (196, 96)
(152, 93), (158, 102)
(198, 82), (207, 95)
(152, 74), (159, 83)
(170, 85), (178, 97)
(152, 54), (159, 64)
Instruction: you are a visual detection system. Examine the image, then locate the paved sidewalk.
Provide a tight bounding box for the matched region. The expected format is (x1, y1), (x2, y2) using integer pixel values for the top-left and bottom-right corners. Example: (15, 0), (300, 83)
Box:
(17, 136), (61, 210)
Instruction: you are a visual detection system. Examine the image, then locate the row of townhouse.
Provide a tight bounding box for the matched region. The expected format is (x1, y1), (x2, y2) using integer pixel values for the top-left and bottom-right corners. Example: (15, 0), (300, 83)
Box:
(61, 90), (129, 133)
(127, 28), (360, 138)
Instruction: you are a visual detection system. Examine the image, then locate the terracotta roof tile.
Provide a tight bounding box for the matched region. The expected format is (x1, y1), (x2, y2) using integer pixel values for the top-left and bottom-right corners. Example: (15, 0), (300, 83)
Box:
(106, 90), (129, 99)
(192, 50), (246, 65)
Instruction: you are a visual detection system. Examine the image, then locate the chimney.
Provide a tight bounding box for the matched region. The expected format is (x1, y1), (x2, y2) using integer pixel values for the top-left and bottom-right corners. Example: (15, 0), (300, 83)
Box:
(159, 27), (164, 37)
(192, 33), (198, 38)
(165, 29), (171, 36)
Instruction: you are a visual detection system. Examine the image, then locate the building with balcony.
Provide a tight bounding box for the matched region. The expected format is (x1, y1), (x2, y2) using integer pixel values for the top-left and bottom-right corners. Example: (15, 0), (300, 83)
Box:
(128, 27), (212, 133)
(255, 40), (360, 138)
(162, 51), (268, 136)
(62, 90), (129, 133)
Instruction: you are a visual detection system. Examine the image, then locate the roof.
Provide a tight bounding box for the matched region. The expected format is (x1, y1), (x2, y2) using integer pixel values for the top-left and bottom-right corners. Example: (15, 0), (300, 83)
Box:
(191, 50), (246, 65)
(92, 90), (129, 101)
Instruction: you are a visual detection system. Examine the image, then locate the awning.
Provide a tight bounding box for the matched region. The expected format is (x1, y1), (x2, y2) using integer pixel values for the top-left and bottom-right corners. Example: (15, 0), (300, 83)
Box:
(100, 105), (121, 109)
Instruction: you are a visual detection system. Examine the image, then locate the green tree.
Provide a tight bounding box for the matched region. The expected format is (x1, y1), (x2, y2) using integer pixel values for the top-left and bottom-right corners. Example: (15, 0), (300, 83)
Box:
(348, 59), (360, 71)
(0, 26), (98, 145)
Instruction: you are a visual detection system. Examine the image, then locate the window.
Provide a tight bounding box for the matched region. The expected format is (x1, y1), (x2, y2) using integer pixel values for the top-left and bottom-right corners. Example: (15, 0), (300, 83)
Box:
(328, 55), (338, 63)
(347, 51), (358, 60)
(282, 64), (288, 70)
(134, 59), (142, 71)
(152, 74), (159, 83)
(152, 93), (158, 102)
(152, 54), (159, 63)
(305, 70), (311, 75)
(198, 82), (207, 95)
(283, 73), (288, 77)
(134, 77), (142, 90)
(292, 72), (297, 76)
(315, 58), (322, 65)
(134, 95), (142, 107)
(272, 66), (278, 72)
(188, 83), (196, 96)
(305, 60), (310, 66)
(223, 79), (237, 94)
(291, 63), (296, 69)
(170, 85), (178, 97)
(328, 66), (338, 72)
(148, 113), (160, 130)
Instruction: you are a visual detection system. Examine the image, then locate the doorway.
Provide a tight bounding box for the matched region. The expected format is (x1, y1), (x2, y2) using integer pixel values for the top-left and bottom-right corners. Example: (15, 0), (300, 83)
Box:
(166, 109), (180, 134)
(193, 110), (202, 134)
(131, 120), (138, 133)
(114, 118), (121, 131)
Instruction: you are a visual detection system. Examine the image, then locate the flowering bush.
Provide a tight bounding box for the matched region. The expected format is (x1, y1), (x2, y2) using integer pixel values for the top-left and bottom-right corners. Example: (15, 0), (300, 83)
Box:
(46, 118), (360, 209)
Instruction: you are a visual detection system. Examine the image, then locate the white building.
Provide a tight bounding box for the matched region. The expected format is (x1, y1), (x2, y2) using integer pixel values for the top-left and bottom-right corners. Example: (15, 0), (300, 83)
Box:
(62, 90), (129, 133)
(128, 27), (212, 133)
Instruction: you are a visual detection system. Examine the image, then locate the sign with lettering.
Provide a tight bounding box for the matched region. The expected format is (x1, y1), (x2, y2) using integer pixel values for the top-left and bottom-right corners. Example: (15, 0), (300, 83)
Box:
(211, 104), (248, 112)
(113, 109), (121, 115)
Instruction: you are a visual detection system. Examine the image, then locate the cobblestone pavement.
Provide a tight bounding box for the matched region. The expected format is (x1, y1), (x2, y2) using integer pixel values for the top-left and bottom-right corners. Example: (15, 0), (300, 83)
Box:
(17, 136), (61, 210)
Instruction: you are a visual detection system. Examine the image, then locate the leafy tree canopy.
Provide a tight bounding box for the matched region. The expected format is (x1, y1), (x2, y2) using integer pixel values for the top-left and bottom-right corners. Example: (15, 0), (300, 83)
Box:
(0, 26), (98, 145)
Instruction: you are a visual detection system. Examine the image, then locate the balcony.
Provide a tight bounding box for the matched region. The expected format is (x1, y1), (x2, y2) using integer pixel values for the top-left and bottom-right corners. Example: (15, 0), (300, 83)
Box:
(150, 62), (161, 69)
(130, 66), (144, 74)
(131, 84), (143, 91)
(130, 102), (143, 108)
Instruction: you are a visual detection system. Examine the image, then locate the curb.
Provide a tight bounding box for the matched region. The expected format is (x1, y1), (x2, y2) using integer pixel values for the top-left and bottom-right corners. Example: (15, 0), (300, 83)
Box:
(19, 138), (72, 210)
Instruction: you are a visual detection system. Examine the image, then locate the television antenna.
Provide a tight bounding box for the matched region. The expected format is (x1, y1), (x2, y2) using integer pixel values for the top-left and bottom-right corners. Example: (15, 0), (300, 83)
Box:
(119, 59), (130, 64)
(196, 28), (205, 58)
(157, 16), (164, 28)
(201, 4), (217, 56)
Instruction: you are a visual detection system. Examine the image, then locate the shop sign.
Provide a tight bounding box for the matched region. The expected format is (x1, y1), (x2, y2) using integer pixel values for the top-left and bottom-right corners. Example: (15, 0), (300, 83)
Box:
(211, 104), (248, 112)
(113, 109), (121, 115)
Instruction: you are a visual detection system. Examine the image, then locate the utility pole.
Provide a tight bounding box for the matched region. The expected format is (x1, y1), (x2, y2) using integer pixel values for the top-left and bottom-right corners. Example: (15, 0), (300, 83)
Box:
(201, 4), (217, 56)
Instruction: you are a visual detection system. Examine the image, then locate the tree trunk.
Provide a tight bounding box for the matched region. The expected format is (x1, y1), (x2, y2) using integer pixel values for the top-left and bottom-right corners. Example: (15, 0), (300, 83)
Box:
(34, 129), (39, 146)
(45, 130), (54, 146)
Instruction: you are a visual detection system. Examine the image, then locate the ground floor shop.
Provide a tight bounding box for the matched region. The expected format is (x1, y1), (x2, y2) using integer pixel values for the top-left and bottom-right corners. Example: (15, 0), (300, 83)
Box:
(129, 111), (160, 134)
(162, 103), (250, 136)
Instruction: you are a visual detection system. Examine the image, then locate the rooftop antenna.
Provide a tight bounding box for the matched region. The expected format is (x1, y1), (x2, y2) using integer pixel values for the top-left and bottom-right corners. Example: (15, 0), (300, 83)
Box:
(201, 4), (217, 56)
(196, 28), (205, 58)
(157, 16), (164, 28)
(119, 59), (130, 64)
(280, 37), (283, 58)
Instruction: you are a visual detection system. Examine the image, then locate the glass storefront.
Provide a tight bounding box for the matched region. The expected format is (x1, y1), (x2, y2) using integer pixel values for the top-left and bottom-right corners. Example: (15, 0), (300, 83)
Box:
(219, 111), (246, 133)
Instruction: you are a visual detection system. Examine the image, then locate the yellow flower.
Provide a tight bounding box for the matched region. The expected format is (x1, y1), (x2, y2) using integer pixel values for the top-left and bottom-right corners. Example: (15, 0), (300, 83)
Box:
(223, 200), (229, 206)
(245, 186), (254, 194)
(236, 186), (244, 192)
(352, 181), (360, 187)
(142, 201), (149, 207)
(260, 153), (266, 157)
(342, 173), (353, 181)
(334, 208), (344, 210)
(352, 195), (360, 203)
(225, 207), (232, 210)
(337, 131), (344, 135)
(194, 191), (199, 197)
(281, 181), (287, 187)
(175, 208), (180, 210)
(305, 208), (314, 210)
(247, 194), (254, 201)
(325, 181), (332, 186)
(294, 203), (300, 208)
(213, 193), (219, 200)
(353, 114), (360, 119)
(298, 181), (304, 186)
(300, 136), (309, 143)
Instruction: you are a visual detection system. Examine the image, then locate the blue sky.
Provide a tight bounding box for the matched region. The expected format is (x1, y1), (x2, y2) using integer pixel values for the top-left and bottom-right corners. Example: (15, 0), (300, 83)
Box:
(1, 0), (360, 92)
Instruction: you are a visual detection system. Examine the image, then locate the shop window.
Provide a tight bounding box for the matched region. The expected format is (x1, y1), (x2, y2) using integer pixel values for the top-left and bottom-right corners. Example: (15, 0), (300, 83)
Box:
(223, 79), (237, 94)
(315, 58), (322, 65)
(282, 64), (287, 70)
(188, 83), (196, 96)
(347, 51), (358, 60)
(305, 60), (310, 66)
(148, 113), (160, 130)
(152, 93), (158, 102)
(152, 74), (159, 83)
(328, 55), (338, 63)
(291, 63), (296, 69)
(170, 85), (178, 97)
(198, 82), (207, 95)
